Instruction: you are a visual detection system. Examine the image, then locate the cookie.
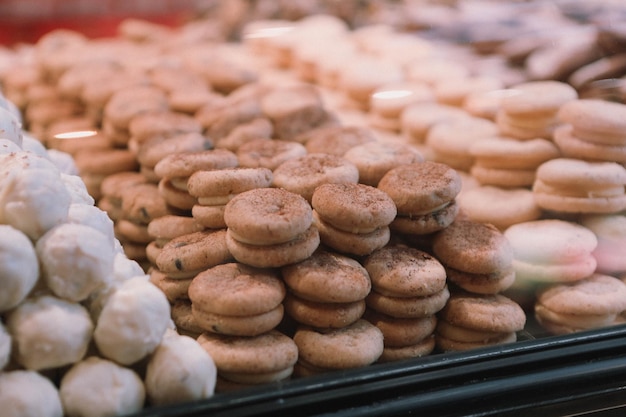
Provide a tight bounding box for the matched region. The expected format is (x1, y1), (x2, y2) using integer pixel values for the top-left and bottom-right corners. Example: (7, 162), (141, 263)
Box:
(553, 124), (626, 164)
(147, 214), (205, 248)
(119, 182), (171, 225)
(189, 262), (285, 336)
(400, 101), (470, 144)
(170, 299), (206, 338)
(338, 56), (404, 110)
(149, 268), (192, 303)
(435, 291), (526, 352)
(425, 116), (499, 172)
(535, 273), (626, 334)
(6, 294), (93, 370)
(533, 158), (626, 214)
(579, 214), (626, 275)
(364, 309), (437, 348)
(303, 125), (376, 156)
(281, 248), (371, 303)
(236, 138), (307, 171)
(225, 225), (320, 268)
(377, 335), (436, 363)
(98, 171), (148, 221)
(260, 83), (327, 140)
(377, 161), (462, 235)
(312, 212), (390, 256)
(0, 370), (63, 417)
(283, 294), (366, 328)
(155, 229), (232, 279)
(462, 88), (516, 121)
(504, 219), (598, 288)
(213, 117), (273, 151)
(343, 140), (423, 186)
(368, 81), (435, 131)
(557, 98), (626, 146)
(434, 75), (504, 107)
(495, 80), (577, 140)
(469, 136), (561, 188)
(197, 330), (298, 388)
(272, 153), (359, 202)
(365, 286), (450, 319)
(0, 225), (39, 312)
(103, 85), (170, 131)
(224, 187), (312, 244)
(456, 186), (542, 231)
(293, 319), (384, 374)
(128, 110), (203, 152)
(74, 147), (139, 200)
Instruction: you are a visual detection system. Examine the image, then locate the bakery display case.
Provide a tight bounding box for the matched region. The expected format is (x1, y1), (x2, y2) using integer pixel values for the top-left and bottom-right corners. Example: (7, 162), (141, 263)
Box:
(2, 1), (626, 416)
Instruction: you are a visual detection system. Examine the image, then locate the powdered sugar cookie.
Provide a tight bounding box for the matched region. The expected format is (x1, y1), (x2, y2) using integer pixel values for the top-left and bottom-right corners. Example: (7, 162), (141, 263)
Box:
(60, 356), (145, 417)
(6, 294), (93, 371)
(0, 225), (39, 312)
(0, 370), (63, 417)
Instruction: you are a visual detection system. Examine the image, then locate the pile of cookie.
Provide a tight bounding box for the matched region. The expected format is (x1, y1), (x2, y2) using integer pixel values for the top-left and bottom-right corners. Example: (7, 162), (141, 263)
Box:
(0, 98), (219, 416)
(2, 5), (626, 405)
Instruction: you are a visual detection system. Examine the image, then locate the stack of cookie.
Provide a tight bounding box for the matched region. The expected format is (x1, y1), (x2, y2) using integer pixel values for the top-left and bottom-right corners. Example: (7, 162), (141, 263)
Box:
(363, 245), (449, 362)
(432, 220), (526, 351)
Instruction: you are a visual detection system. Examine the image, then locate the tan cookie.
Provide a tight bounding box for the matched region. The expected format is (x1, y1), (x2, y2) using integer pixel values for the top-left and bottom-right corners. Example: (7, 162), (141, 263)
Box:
(400, 101), (470, 144)
(368, 81), (435, 131)
(214, 117), (273, 152)
(103, 85), (169, 131)
(119, 182), (171, 225)
(469, 136), (561, 187)
(281, 248), (371, 303)
(365, 309), (437, 348)
(553, 124), (626, 164)
(434, 75), (503, 107)
(378, 161), (461, 235)
(225, 225), (320, 268)
(313, 211), (390, 256)
(579, 214), (626, 275)
(153, 149), (239, 181)
(495, 81), (578, 140)
(377, 335), (436, 363)
(272, 153), (359, 202)
(293, 319), (384, 373)
(303, 125), (376, 156)
(128, 110), (203, 150)
(189, 262), (285, 336)
(457, 186), (542, 231)
(147, 214), (205, 248)
(260, 83), (327, 140)
(149, 268), (192, 303)
(74, 148), (139, 200)
(364, 245), (447, 298)
(504, 219), (598, 288)
(535, 273), (626, 335)
(435, 291), (526, 352)
(98, 171), (149, 221)
(365, 286), (450, 319)
(425, 116), (499, 172)
(236, 138), (307, 171)
(533, 158), (626, 213)
(197, 330), (298, 387)
(343, 140), (423, 186)
(170, 299), (206, 338)
(283, 294), (365, 329)
(156, 229), (232, 279)
(462, 88), (516, 121)
(557, 98), (626, 146)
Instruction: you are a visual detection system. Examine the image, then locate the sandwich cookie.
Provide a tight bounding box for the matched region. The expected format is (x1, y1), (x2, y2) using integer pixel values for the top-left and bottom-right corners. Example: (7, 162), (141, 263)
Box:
(127, 110), (203, 155)
(281, 248), (371, 328)
(146, 214), (205, 266)
(155, 229), (232, 280)
(73, 147), (139, 201)
(579, 214), (626, 275)
(377, 161), (462, 235)
(495, 80), (577, 140)
(435, 291), (526, 352)
(293, 319), (384, 376)
(187, 167), (273, 229)
(368, 81), (435, 132)
(303, 125), (376, 156)
(272, 153), (359, 203)
(189, 262), (286, 337)
(432, 220), (516, 295)
(236, 138), (307, 171)
(224, 188), (319, 268)
(363, 245), (449, 319)
(153, 149), (239, 211)
(503, 219), (598, 302)
(311, 183), (397, 256)
(197, 330), (298, 390)
(400, 101), (470, 144)
(533, 158), (626, 214)
(535, 273), (626, 335)
(213, 117), (273, 152)
(469, 136), (561, 188)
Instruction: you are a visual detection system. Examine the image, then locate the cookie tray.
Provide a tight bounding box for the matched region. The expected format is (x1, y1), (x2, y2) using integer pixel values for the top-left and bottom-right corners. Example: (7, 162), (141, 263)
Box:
(132, 323), (626, 417)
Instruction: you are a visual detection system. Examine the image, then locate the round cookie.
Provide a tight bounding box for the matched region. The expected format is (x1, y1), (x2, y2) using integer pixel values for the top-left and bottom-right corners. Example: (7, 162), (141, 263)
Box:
(189, 262), (286, 336)
(0, 225), (39, 312)
(187, 167), (273, 202)
(0, 370), (63, 417)
(149, 268), (192, 303)
(579, 214), (626, 275)
(400, 101), (470, 144)
(456, 186), (542, 231)
(553, 124), (626, 164)
(303, 125), (376, 156)
(557, 98), (626, 146)
(365, 310), (437, 348)
(272, 153), (359, 202)
(236, 138), (307, 171)
(281, 248), (371, 303)
(224, 187), (312, 246)
(153, 149), (239, 181)
(283, 294), (366, 328)
(312, 182), (397, 234)
(312, 212), (390, 256)
(225, 225), (320, 268)
(435, 291), (526, 352)
(214, 117), (274, 152)
(343, 140), (423, 186)
(504, 219), (598, 286)
(147, 214), (205, 248)
(533, 158), (626, 213)
(364, 245), (447, 298)
(293, 319), (384, 372)
(366, 286), (450, 319)
(155, 229), (233, 279)
(197, 330), (298, 386)
(535, 273), (626, 334)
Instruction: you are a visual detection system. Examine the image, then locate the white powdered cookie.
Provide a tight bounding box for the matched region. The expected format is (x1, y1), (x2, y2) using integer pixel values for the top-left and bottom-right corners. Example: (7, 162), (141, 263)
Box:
(0, 370), (63, 417)
(0, 225), (39, 312)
